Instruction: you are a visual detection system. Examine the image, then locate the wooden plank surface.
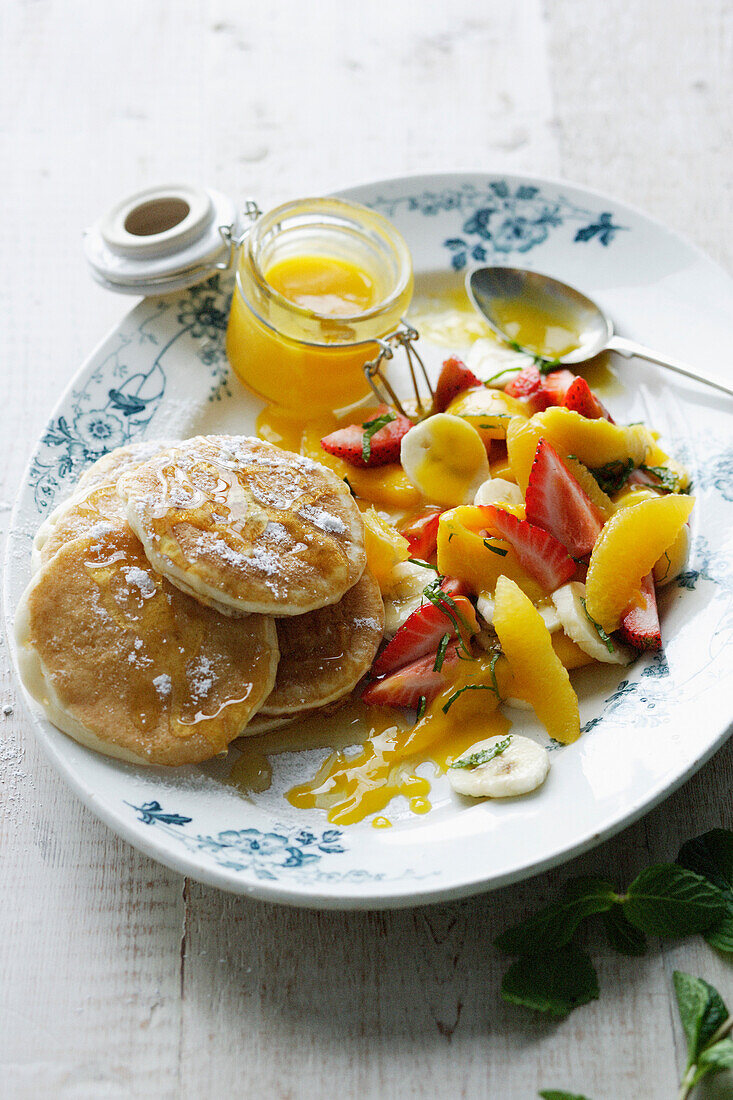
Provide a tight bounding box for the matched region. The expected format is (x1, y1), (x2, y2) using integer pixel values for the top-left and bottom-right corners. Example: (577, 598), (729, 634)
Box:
(1, 1), (731, 1097)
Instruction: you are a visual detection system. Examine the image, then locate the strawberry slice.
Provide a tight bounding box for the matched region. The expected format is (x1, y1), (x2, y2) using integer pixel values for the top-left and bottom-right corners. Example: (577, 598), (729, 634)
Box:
(504, 365), (551, 413)
(479, 505), (576, 590)
(363, 646), (461, 709)
(563, 376), (611, 421)
(541, 368), (577, 405)
(399, 507), (443, 560)
(618, 572), (662, 650)
(434, 357), (482, 413)
(525, 439), (605, 557)
(372, 592), (478, 677)
(320, 404), (413, 468)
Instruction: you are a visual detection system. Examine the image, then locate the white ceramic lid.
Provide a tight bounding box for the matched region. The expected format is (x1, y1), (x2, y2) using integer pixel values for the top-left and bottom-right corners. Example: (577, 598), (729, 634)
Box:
(84, 184), (242, 295)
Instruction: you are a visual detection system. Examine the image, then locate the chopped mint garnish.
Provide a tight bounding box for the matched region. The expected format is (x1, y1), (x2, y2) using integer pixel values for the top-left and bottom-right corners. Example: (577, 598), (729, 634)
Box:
(483, 539), (508, 557)
(450, 734), (512, 770)
(407, 557), (439, 571)
(433, 633), (451, 672)
(580, 597), (615, 654)
(639, 464), (678, 493)
(361, 412), (396, 462)
(442, 682), (498, 714)
(415, 695), (427, 721)
(588, 458), (635, 495)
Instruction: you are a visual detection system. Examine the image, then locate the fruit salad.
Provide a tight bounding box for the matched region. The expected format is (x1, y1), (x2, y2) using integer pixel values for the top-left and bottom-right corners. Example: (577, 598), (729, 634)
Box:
(258, 355), (694, 822)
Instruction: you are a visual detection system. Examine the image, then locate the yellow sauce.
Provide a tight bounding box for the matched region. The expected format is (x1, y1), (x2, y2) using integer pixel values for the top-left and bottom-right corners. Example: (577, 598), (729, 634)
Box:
(229, 654), (513, 826)
(265, 254), (378, 316)
(491, 297), (580, 358)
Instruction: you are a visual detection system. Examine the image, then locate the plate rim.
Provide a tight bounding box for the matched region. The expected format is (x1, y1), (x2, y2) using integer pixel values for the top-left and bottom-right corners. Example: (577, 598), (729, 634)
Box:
(5, 168), (733, 909)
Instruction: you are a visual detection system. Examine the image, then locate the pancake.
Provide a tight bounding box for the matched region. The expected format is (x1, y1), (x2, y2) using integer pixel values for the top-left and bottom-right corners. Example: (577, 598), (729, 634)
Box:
(76, 439), (174, 491)
(117, 435), (366, 617)
(32, 480), (129, 573)
(260, 569), (384, 716)
(15, 523), (279, 766)
(32, 440), (172, 573)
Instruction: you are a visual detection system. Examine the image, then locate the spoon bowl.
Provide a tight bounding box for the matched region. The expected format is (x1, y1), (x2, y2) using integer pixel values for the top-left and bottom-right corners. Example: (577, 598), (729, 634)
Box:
(466, 265), (733, 395)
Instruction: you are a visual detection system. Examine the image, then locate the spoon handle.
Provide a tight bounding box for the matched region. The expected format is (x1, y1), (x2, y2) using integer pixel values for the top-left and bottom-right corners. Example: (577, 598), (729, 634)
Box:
(607, 335), (733, 397)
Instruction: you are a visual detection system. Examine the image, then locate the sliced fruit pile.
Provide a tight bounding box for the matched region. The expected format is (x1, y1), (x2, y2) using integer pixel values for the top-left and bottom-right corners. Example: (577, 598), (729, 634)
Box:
(314, 354), (694, 775)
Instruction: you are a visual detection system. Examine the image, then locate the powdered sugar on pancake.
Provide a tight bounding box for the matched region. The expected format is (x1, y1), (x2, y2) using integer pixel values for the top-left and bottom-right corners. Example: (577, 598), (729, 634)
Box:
(117, 435), (367, 616)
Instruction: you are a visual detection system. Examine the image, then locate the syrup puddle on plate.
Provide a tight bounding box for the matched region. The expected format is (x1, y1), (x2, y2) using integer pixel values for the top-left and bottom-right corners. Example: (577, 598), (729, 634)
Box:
(227, 697), (512, 826)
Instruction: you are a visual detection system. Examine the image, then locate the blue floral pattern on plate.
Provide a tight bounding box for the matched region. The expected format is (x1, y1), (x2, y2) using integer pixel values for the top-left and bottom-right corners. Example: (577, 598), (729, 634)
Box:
(369, 181), (626, 269)
(126, 801), (422, 883)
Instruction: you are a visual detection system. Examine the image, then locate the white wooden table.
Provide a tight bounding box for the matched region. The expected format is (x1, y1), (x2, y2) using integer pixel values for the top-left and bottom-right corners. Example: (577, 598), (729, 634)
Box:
(2, 2), (732, 1096)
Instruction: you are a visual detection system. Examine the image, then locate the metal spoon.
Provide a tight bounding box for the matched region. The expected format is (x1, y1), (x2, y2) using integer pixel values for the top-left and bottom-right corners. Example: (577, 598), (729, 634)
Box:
(466, 266), (733, 397)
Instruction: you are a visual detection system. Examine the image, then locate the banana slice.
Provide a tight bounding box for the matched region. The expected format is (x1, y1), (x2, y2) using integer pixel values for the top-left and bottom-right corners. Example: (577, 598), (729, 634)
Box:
(448, 734), (550, 798)
(382, 561), (431, 637)
(551, 581), (631, 665)
(474, 477), (524, 510)
(477, 593), (561, 633)
(400, 414), (489, 507)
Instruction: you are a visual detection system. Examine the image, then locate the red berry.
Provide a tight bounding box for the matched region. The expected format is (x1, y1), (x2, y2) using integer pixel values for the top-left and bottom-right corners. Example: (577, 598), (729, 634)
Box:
(363, 646), (461, 709)
(525, 439), (605, 557)
(434, 357), (482, 413)
(479, 505), (576, 591)
(372, 594), (478, 677)
(399, 508), (442, 560)
(618, 572), (662, 650)
(320, 405), (413, 468)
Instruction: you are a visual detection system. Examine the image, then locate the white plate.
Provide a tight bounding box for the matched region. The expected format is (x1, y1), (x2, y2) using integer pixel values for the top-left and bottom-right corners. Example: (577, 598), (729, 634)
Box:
(5, 172), (733, 909)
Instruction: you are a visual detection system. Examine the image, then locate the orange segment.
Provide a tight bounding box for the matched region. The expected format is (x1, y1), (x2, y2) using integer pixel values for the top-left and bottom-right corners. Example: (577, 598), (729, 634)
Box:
(362, 506), (409, 588)
(493, 576), (580, 743)
(506, 416), (542, 493)
(437, 506), (544, 601)
(551, 630), (595, 669)
(585, 494), (695, 631)
(346, 463), (422, 509)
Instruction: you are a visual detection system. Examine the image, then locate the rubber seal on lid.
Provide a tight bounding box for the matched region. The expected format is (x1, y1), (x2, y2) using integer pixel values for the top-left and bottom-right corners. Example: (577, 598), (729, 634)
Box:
(84, 184), (242, 296)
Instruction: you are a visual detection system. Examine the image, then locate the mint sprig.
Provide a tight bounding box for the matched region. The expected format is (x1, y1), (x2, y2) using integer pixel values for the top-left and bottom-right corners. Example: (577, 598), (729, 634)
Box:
(673, 971), (733, 1098)
(494, 877), (618, 955)
(361, 412), (395, 462)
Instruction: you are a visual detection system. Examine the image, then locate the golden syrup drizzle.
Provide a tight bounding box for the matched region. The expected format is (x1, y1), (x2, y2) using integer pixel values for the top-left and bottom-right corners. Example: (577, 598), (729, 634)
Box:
(229, 654), (513, 825)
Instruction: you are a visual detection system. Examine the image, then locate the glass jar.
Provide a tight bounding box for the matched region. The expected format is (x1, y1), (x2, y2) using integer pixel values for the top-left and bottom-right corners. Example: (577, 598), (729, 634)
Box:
(226, 197), (414, 417)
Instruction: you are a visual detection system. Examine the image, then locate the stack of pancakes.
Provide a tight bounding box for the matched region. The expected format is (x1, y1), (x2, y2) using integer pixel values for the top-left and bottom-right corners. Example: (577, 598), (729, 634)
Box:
(16, 435), (384, 766)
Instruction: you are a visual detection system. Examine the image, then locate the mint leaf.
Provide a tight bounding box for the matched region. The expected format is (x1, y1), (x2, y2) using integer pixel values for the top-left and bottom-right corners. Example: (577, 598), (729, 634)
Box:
(673, 971), (729, 1062)
(361, 412), (395, 462)
(678, 829), (733, 953)
(601, 903), (647, 956)
(450, 735), (512, 770)
(495, 877), (618, 955)
(539, 1092), (592, 1100)
(678, 829), (733, 892)
(695, 1037), (733, 1078)
(501, 944), (599, 1017)
(623, 864), (726, 936)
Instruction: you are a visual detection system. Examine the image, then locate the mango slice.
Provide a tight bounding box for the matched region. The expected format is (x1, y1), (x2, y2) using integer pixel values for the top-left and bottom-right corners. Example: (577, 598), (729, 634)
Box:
(437, 506), (544, 602)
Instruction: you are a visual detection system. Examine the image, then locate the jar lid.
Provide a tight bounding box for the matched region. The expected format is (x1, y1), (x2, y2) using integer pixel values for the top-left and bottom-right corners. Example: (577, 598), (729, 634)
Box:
(83, 184), (242, 295)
